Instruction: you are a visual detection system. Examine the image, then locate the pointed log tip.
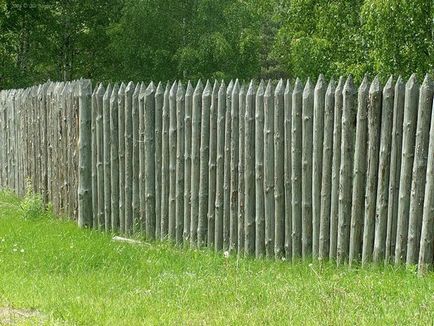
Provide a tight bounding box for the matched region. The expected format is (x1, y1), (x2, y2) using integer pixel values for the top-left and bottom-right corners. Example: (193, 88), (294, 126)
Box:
(186, 81), (194, 95)
(125, 81), (135, 93)
(265, 80), (273, 96)
(132, 83), (141, 97)
(343, 75), (355, 92)
(203, 80), (212, 96)
(247, 80), (256, 95)
(156, 81), (164, 95)
(212, 79), (219, 92)
(359, 75), (369, 93)
(406, 74), (418, 89)
(422, 74), (433, 88)
(284, 79), (292, 94)
(326, 79), (336, 95)
(103, 84), (113, 99)
(78, 79), (92, 96)
(111, 83), (119, 98)
(194, 80), (204, 95)
(384, 75), (394, 89)
(303, 78), (314, 95)
(275, 79), (284, 95)
(218, 81), (226, 95)
(170, 81), (178, 95)
(315, 74), (326, 89)
(369, 75), (381, 93)
(145, 81), (156, 96)
(227, 80), (234, 93)
(118, 82), (126, 95)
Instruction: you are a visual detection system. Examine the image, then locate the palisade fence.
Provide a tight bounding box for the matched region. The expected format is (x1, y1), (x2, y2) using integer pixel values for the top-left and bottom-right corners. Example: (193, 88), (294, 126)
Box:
(0, 75), (433, 273)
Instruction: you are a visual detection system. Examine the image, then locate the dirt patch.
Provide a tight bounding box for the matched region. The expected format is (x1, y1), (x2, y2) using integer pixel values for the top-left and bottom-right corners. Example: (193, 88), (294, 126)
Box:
(0, 307), (46, 325)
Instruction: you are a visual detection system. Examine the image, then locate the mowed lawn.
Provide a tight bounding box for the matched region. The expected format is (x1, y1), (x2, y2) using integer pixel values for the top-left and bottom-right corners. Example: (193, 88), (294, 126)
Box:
(0, 191), (433, 325)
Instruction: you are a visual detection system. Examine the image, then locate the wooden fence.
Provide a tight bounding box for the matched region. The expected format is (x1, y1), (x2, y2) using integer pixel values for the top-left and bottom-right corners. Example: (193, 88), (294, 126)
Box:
(0, 75), (433, 273)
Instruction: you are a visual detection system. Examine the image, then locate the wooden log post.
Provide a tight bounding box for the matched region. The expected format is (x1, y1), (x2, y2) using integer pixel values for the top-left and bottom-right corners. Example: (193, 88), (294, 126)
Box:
(145, 82), (156, 240)
(418, 99), (434, 275)
(138, 82), (147, 233)
(160, 82), (170, 239)
(190, 80), (203, 245)
(337, 76), (356, 265)
(223, 80), (234, 251)
(176, 82), (185, 244)
(264, 80), (275, 258)
(198, 81), (212, 247)
(362, 76), (382, 264)
(124, 82), (135, 235)
(385, 77), (405, 262)
(110, 84), (120, 231)
(284, 80), (293, 260)
(78, 79), (93, 228)
(312, 74), (326, 258)
(274, 79), (285, 259)
(207, 81), (219, 248)
(155, 82), (164, 239)
(229, 80), (240, 252)
(118, 83), (126, 233)
(132, 83), (141, 233)
(245, 80), (256, 256)
(238, 83), (246, 254)
(184, 81), (194, 242)
(103, 84), (113, 231)
(91, 86), (98, 227)
(372, 76), (394, 263)
(291, 78), (303, 260)
(329, 77), (345, 260)
(95, 83), (105, 230)
(395, 74), (419, 265)
(168, 81), (178, 241)
(407, 75), (433, 265)
(319, 79), (336, 260)
(348, 76), (369, 264)
(215, 81), (226, 251)
(302, 78), (313, 259)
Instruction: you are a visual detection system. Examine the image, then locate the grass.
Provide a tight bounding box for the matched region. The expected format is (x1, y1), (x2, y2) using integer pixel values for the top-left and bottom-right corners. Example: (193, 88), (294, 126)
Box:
(0, 190), (433, 325)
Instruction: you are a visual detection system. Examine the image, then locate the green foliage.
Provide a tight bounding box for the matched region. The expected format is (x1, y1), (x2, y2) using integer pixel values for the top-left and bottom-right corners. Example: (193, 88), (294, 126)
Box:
(19, 180), (46, 220)
(0, 0), (432, 88)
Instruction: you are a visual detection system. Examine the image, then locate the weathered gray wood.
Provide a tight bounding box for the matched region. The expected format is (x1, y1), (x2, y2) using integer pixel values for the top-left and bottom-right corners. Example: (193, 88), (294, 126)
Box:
(418, 100), (434, 274)
(329, 77), (344, 260)
(190, 80), (203, 245)
(138, 82), (146, 233)
(118, 83), (126, 233)
(283, 80), (292, 260)
(208, 81), (219, 248)
(372, 76), (394, 263)
(103, 84), (113, 231)
(132, 83), (141, 233)
(362, 76), (382, 264)
(291, 78), (303, 260)
(176, 82), (185, 244)
(337, 76), (356, 265)
(245, 80), (256, 256)
(407, 75), (433, 265)
(184, 81), (194, 242)
(215, 81), (226, 251)
(319, 79), (336, 260)
(302, 78), (313, 259)
(229, 80), (240, 252)
(110, 84), (120, 231)
(274, 79), (285, 259)
(264, 80), (275, 258)
(349, 76), (369, 264)
(155, 82), (164, 239)
(385, 77), (405, 262)
(95, 83), (105, 230)
(160, 82), (170, 238)
(223, 80), (233, 251)
(395, 74), (419, 265)
(168, 81), (178, 241)
(145, 82), (156, 240)
(312, 74), (326, 258)
(198, 81), (212, 247)
(78, 79), (93, 228)
(124, 81), (135, 235)
(238, 83), (246, 254)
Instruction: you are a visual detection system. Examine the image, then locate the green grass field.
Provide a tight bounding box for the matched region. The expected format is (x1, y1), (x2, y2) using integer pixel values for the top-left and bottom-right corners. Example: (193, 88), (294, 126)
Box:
(0, 190), (433, 325)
